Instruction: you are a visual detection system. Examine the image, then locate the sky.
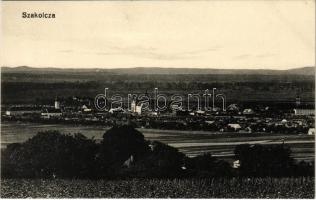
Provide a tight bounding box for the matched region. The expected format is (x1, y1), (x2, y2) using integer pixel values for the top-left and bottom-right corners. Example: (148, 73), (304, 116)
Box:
(1, 0), (315, 69)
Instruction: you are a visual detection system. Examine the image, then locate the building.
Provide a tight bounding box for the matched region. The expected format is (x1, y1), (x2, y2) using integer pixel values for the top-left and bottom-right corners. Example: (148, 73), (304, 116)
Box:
(233, 160), (241, 168)
(82, 105), (92, 112)
(135, 104), (143, 115)
(243, 108), (254, 115)
(41, 108), (62, 119)
(293, 108), (314, 116)
(196, 110), (206, 115)
(123, 155), (134, 168)
(205, 120), (215, 125)
(5, 106), (41, 116)
(308, 128), (315, 135)
(54, 97), (60, 109)
(109, 107), (124, 114)
(171, 104), (182, 111)
(148, 111), (158, 116)
(131, 99), (137, 113)
(227, 104), (239, 111)
(130, 98), (143, 115)
(228, 123), (241, 131)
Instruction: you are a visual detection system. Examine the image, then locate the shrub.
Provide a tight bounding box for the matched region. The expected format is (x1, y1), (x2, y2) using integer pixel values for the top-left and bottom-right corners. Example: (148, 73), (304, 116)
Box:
(1, 131), (99, 178)
(234, 144), (295, 177)
(292, 160), (315, 177)
(97, 125), (150, 176)
(2, 126), (312, 179)
(128, 141), (186, 178)
(185, 153), (233, 177)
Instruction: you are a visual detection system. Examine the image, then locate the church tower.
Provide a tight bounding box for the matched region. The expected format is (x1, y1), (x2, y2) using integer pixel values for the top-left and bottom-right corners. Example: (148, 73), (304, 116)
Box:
(54, 96), (60, 109)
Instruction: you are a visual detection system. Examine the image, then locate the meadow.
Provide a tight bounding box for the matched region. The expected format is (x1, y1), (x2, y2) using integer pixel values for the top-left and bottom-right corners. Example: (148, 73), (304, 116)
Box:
(1, 177), (314, 198)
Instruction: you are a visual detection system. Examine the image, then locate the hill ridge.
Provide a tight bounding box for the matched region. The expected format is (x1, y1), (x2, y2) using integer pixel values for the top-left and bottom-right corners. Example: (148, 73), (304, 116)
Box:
(1, 66), (315, 75)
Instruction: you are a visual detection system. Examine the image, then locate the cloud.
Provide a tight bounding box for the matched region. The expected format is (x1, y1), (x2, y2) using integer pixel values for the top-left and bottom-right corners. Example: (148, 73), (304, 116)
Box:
(234, 53), (275, 60)
(58, 45), (221, 61)
(233, 54), (251, 60)
(59, 50), (74, 53)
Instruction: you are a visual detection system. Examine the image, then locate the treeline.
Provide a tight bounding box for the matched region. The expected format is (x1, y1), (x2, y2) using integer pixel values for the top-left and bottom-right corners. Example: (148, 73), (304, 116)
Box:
(2, 80), (314, 104)
(1, 126), (314, 179)
(2, 79), (314, 92)
(2, 71), (315, 82)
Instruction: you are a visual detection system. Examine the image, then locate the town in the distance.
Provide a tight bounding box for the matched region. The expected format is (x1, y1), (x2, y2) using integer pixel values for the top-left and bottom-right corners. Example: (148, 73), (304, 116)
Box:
(2, 92), (315, 135)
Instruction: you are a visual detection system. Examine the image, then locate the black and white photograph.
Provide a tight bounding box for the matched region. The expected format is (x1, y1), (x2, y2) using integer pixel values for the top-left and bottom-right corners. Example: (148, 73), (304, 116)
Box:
(0, 0), (315, 198)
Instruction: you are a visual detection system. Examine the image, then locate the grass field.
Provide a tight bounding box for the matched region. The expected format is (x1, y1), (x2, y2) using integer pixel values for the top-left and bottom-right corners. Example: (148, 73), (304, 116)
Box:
(1, 177), (314, 198)
(1, 121), (314, 161)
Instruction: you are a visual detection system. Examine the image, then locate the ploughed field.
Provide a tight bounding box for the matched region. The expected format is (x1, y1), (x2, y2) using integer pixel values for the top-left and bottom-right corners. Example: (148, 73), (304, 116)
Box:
(1, 121), (314, 161)
(1, 177), (314, 198)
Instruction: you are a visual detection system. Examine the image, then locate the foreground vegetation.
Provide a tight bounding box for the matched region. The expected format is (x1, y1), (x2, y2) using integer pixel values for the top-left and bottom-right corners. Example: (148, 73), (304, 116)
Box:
(1, 126), (314, 198)
(2, 126), (314, 179)
(1, 177), (314, 198)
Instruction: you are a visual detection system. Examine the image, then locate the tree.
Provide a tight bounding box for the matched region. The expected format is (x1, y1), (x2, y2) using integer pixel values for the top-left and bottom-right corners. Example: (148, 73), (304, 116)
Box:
(234, 144), (294, 177)
(128, 141), (186, 178)
(98, 125), (150, 176)
(1, 131), (99, 178)
(185, 153), (232, 177)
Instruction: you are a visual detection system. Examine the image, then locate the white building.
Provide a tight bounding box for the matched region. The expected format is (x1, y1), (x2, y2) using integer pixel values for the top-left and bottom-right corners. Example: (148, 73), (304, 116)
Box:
(148, 111), (158, 116)
(205, 120), (215, 125)
(123, 155), (134, 168)
(228, 123), (241, 131)
(243, 109), (254, 115)
(41, 108), (62, 119)
(293, 108), (314, 116)
(54, 98), (60, 109)
(82, 105), (92, 112)
(109, 107), (124, 114)
(5, 107), (41, 116)
(171, 104), (182, 110)
(135, 104), (143, 115)
(233, 160), (241, 168)
(308, 128), (315, 135)
(131, 99), (136, 113)
(196, 110), (206, 115)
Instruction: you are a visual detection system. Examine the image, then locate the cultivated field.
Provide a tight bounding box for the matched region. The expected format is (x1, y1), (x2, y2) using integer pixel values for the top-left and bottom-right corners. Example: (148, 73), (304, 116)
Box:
(1, 121), (314, 161)
(1, 177), (314, 198)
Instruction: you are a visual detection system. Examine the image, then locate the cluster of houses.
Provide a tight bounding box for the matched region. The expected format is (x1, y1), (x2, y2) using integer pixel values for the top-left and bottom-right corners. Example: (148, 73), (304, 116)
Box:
(2, 97), (315, 134)
(5, 98), (63, 119)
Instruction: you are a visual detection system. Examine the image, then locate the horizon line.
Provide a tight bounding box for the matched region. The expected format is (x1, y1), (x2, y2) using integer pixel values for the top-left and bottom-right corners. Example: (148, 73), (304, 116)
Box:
(1, 65), (315, 71)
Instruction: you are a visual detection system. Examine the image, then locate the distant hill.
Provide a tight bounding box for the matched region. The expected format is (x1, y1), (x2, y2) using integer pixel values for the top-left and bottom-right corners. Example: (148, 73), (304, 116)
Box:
(1, 66), (315, 76)
(285, 67), (315, 76)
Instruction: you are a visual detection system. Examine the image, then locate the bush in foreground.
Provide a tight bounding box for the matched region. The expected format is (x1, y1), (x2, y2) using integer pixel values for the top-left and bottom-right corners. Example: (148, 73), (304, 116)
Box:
(184, 153), (233, 177)
(97, 125), (150, 176)
(1, 131), (99, 178)
(1, 126), (188, 179)
(234, 143), (314, 177)
(123, 141), (186, 178)
(1, 126), (314, 179)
